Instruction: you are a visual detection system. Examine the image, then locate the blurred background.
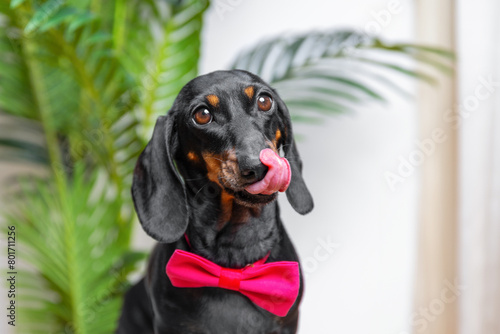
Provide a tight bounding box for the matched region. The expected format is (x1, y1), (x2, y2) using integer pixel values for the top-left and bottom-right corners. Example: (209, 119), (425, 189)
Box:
(0, 0), (498, 333)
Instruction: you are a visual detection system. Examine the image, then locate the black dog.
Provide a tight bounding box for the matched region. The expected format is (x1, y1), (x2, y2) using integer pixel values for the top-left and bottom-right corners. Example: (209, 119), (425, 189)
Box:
(117, 70), (313, 334)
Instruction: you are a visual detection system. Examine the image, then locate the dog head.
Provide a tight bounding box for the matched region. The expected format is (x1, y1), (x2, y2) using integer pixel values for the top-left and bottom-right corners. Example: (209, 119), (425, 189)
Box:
(132, 70), (313, 243)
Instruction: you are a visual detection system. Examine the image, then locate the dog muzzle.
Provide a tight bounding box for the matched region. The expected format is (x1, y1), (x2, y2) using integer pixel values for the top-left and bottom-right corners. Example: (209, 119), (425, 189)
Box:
(245, 149), (291, 195)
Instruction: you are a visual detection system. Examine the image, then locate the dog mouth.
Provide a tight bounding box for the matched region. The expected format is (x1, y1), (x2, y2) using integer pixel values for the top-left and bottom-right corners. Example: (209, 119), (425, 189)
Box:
(219, 177), (277, 206)
(244, 149), (291, 195)
(219, 149), (291, 207)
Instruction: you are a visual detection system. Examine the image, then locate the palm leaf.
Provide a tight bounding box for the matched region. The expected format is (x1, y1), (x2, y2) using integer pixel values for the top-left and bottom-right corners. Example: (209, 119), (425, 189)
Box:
(0, 113), (47, 166)
(230, 30), (454, 118)
(114, 0), (165, 76)
(3, 1), (141, 191)
(0, 12), (37, 119)
(138, 0), (209, 138)
(3, 166), (145, 334)
(24, 0), (68, 35)
(0, 138), (48, 164)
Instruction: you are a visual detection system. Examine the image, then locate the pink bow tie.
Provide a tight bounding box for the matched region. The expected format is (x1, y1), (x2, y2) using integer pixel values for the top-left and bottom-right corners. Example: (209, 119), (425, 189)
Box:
(166, 249), (300, 317)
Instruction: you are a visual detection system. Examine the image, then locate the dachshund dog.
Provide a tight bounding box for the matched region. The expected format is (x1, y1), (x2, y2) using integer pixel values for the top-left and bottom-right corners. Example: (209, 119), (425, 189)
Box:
(117, 70), (313, 334)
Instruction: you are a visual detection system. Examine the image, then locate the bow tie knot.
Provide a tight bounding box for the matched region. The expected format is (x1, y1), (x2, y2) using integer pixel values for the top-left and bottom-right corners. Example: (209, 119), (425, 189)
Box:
(166, 249), (300, 317)
(218, 267), (242, 291)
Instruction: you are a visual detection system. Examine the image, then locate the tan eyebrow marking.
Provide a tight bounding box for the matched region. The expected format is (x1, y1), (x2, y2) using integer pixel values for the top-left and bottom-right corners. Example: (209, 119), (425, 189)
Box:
(206, 94), (219, 107)
(244, 86), (254, 99)
(187, 151), (199, 163)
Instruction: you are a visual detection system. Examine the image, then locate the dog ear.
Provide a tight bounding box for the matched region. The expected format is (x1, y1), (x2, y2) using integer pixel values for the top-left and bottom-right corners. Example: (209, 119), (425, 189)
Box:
(132, 114), (189, 243)
(275, 94), (314, 215)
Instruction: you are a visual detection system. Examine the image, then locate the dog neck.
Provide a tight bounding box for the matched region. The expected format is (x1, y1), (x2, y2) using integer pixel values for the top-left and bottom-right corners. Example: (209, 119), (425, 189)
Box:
(184, 184), (280, 269)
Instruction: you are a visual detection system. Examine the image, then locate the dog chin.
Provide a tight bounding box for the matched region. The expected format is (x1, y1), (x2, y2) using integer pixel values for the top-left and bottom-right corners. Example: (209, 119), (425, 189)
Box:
(220, 177), (277, 207)
(233, 190), (277, 208)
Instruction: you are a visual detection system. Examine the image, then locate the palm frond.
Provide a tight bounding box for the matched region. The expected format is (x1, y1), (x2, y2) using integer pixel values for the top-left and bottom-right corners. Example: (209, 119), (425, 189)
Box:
(24, 0), (68, 35)
(10, 0), (27, 9)
(0, 138), (47, 164)
(114, 0), (164, 75)
(230, 30), (454, 117)
(4, 166), (145, 334)
(0, 12), (37, 119)
(8, 1), (139, 185)
(138, 0), (209, 138)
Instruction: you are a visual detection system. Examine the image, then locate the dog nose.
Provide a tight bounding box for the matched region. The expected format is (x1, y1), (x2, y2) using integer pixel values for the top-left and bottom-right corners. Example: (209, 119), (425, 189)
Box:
(239, 158), (268, 183)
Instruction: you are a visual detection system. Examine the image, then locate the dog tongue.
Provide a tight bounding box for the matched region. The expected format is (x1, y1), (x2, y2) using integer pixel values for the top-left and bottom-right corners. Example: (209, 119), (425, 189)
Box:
(245, 149), (291, 195)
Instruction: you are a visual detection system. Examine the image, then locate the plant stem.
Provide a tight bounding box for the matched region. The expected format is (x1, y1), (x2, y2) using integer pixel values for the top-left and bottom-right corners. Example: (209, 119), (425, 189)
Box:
(113, 0), (127, 54)
(22, 30), (87, 334)
(22, 32), (64, 184)
(49, 29), (124, 196)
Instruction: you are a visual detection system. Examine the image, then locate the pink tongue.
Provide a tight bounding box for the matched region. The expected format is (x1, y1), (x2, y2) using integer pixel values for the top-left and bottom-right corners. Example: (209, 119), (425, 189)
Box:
(245, 149), (291, 195)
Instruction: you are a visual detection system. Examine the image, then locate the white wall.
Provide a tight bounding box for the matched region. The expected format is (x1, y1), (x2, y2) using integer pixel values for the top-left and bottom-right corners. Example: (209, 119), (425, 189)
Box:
(457, 0), (500, 332)
(199, 1), (419, 333)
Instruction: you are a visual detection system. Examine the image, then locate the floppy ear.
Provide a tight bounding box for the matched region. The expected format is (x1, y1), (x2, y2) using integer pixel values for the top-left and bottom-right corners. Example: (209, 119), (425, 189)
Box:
(275, 94), (314, 215)
(131, 114), (189, 243)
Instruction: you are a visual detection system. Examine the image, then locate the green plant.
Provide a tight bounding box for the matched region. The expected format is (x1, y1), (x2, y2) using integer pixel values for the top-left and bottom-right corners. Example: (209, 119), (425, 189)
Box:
(4, 165), (143, 334)
(0, 1), (451, 333)
(0, 0), (208, 333)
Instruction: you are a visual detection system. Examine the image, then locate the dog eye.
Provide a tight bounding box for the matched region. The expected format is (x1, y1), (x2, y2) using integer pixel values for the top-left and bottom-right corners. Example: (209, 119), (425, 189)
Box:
(193, 108), (212, 125)
(257, 94), (273, 111)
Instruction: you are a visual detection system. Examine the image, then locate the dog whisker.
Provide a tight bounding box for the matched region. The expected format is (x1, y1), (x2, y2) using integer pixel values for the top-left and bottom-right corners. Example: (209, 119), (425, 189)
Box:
(193, 182), (210, 200)
(204, 156), (225, 163)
